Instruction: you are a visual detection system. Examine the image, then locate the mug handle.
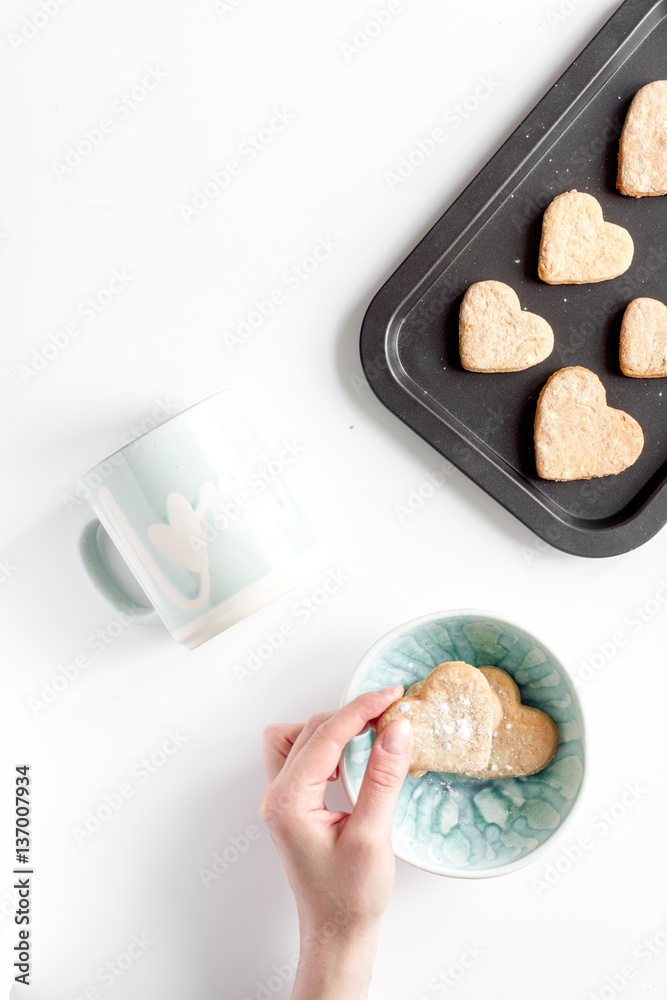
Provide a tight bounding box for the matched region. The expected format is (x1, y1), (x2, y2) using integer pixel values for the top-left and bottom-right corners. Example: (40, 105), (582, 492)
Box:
(79, 517), (161, 624)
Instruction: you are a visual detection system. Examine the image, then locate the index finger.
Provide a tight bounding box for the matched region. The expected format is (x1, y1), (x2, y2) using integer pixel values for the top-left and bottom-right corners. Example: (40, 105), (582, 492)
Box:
(287, 686), (403, 797)
(262, 722), (306, 784)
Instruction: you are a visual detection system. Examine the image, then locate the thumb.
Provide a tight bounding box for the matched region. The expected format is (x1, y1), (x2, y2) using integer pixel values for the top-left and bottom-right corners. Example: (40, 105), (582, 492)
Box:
(349, 719), (413, 840)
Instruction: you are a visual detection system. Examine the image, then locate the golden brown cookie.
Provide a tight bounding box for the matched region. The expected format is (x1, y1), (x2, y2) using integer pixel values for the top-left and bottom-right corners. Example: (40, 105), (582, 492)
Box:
(466, 668), (559, 779)
(376, 662), (501, 778)
(534, 366), (644, 480)
(617, 81), (667, 197)
(459, 280), (554, 372)
(537, 190), (634, 284)
(406, 668), (557, 779)
(619, 297), (667, 377)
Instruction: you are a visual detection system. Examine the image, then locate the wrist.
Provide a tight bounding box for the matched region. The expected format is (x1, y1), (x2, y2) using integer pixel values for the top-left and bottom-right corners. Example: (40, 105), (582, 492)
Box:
(292, 922), (380, 1000)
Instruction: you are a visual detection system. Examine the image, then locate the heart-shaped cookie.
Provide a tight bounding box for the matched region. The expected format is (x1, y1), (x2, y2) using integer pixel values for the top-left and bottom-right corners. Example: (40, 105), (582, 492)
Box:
(620, 297), (667, 377)
(465, 668), (559, 779)
(537, 190), (634, 284)
(459, 280), (554, 372)
(376, 662), (501, 778)
(534, 366), (644, 480)
(617, 81), (667, 198)
(405, 667), (557, 778)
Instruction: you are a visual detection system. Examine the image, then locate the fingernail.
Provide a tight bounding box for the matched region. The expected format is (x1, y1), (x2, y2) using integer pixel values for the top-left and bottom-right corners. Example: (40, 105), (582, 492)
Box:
(382, 718), (412, 755)
(383, 684), (403, 696)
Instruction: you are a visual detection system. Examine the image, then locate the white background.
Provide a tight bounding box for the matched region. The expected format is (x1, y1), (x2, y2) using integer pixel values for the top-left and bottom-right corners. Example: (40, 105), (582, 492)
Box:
(3, 0), (667, 998)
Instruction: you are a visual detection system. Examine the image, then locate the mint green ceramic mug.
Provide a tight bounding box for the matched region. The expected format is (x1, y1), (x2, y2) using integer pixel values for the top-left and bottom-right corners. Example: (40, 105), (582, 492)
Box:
(78, 390), (326, 650)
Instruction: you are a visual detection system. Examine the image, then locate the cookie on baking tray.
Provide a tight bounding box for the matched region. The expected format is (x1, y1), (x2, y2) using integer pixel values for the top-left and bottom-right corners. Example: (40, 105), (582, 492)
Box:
(537, 190), (633, 284)
(459, 280), (554, 372)
(617, 81), (667, 198)
(534, 366), (644, 481)
(619, 297), (667, 377)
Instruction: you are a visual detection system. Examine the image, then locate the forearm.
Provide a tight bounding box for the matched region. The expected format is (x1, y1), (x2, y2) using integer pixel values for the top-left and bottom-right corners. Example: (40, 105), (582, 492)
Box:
(291, 926), (380, 1000)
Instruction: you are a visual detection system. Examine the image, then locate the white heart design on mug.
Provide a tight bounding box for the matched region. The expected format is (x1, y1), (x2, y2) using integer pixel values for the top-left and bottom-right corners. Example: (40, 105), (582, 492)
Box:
(148, 493), (210, 576)
(98, 487), (212, 612)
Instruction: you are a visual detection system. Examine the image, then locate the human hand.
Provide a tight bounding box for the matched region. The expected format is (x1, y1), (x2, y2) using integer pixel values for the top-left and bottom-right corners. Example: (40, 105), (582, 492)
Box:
(260, 686), (413, 1000)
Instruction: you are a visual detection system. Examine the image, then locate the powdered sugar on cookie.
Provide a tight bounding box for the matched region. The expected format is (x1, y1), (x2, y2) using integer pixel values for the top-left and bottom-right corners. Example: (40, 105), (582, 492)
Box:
(376, 662), (501, 778)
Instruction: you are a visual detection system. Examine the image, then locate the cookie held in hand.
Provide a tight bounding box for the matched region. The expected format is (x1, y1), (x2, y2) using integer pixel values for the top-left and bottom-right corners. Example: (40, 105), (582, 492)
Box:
(534, 366), (644, 481)
(459, 280), (554, 372)
(620, 297), (667, 377)
(466, 668), (559, 779)
(376, 662), (502, 778)
(406, 668), (558, 779)
(537, 190), (634, 284)
(617, 81), (667, 198)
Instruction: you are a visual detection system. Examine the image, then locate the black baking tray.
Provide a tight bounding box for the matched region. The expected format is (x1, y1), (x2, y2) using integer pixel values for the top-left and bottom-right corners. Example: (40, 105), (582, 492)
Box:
(360, 0), (667, 558)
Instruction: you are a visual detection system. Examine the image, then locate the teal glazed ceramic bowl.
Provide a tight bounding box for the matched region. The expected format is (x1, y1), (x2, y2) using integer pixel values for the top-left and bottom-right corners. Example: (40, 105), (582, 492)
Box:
(340, 610), (585, 878)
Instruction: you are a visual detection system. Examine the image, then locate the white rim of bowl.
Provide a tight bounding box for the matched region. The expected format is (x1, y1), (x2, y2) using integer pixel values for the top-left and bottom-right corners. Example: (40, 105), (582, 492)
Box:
(339, 608), (587, 879)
